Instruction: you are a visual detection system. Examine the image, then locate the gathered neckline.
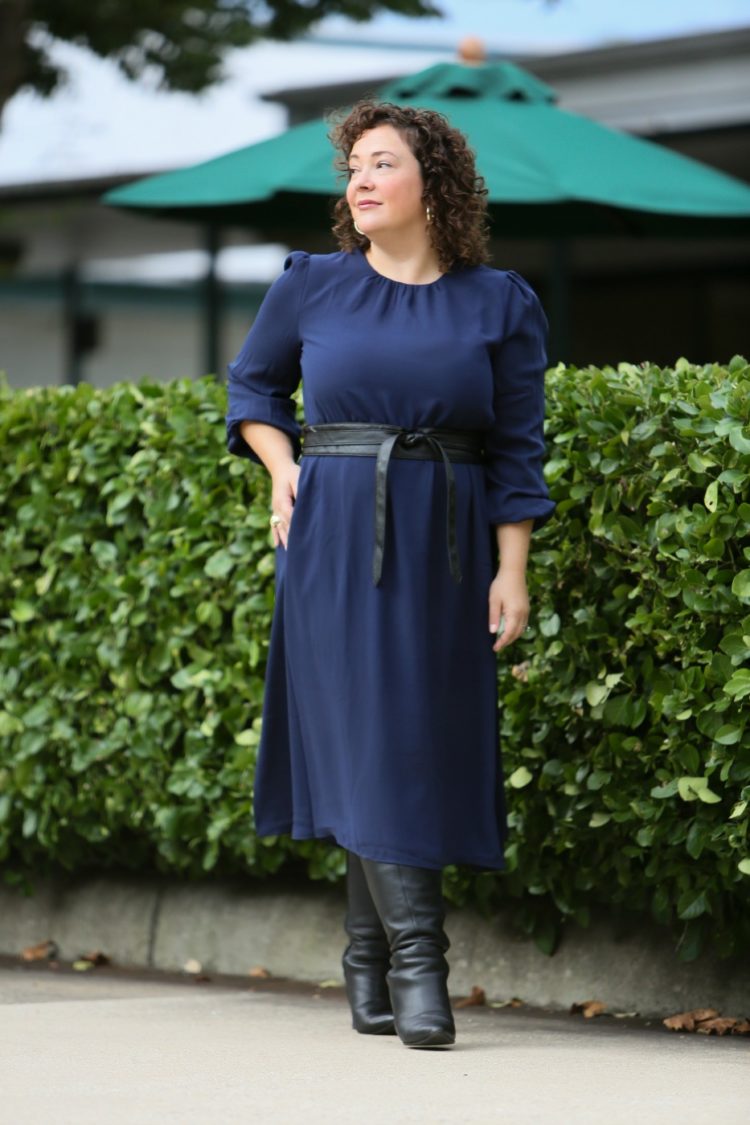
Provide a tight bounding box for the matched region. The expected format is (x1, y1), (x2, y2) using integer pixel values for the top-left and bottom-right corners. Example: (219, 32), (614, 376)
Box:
(355, 247), (447, 289)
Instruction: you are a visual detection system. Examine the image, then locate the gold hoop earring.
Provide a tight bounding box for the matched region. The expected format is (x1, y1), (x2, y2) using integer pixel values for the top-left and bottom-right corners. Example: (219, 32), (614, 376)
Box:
(354, 220), (366, 236)
(425, 206), (433, 224)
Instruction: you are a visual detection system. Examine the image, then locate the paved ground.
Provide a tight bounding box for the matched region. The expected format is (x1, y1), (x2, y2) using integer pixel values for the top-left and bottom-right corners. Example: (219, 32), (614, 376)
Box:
(1, 962), (747, 1125)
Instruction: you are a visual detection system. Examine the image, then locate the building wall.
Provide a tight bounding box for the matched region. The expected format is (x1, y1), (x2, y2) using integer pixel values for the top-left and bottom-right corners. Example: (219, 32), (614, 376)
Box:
(0, 284), (260, 391)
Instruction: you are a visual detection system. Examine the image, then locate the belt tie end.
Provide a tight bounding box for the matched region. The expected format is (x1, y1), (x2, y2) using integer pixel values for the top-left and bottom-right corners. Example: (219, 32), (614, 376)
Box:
(372, 430), (462, 589)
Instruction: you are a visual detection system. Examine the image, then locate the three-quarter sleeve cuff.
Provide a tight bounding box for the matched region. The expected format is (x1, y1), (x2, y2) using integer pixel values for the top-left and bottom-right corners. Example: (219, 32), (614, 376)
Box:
(486, 492), (556, 532)
(225, 390), (302, 465)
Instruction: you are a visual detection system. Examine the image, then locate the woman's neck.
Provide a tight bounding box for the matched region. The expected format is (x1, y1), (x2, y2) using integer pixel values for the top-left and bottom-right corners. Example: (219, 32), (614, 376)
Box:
(365, 235), (443, 286)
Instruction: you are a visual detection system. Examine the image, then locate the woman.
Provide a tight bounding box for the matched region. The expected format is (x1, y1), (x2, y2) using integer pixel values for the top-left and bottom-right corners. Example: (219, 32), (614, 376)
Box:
(225, 100), (555, 1049)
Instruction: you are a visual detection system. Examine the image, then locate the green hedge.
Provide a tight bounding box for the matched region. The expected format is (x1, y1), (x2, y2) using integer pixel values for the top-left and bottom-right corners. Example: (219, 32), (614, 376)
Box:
(1, 358), (749, 961)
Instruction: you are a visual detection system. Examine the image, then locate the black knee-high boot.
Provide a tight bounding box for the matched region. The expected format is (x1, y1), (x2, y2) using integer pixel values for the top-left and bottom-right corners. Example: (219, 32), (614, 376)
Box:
(342, 851), (396, 1035)
(359, 859), (456, 1048)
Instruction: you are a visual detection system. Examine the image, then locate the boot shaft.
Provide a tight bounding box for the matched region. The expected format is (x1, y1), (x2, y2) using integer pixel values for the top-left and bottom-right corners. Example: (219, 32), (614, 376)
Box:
(359, 860), (450, 957)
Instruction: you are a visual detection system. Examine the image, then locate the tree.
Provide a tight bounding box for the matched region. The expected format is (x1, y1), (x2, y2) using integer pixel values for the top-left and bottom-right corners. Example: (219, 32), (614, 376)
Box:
(0, 0), (442, 123)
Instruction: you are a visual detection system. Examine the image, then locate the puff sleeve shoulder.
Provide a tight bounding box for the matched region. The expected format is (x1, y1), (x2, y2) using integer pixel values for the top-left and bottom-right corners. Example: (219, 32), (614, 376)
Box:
(225, 250), (309, 464)
(484, 271), (556, 530)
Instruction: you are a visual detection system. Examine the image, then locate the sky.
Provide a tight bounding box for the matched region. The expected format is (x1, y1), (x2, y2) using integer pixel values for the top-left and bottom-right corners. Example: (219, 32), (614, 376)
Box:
(1, 0), (746, 188)
(317, 0), (750, 51)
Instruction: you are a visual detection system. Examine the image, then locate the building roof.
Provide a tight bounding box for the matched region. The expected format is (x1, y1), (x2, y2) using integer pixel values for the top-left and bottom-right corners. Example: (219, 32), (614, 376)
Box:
(263, 26), (750, 136)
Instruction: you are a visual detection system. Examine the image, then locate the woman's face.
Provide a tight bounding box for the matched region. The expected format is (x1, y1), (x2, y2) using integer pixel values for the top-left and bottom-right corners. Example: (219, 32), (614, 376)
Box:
(345, 124), (426, 240)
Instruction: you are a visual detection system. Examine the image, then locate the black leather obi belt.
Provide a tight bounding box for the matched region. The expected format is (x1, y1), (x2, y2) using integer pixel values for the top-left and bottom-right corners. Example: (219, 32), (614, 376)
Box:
(300, 422), (486, 587)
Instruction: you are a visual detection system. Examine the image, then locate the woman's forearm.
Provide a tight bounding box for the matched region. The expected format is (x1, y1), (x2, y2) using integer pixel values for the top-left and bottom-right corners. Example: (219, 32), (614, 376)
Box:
(240, 421), (297, 477)
(494, 519), (533, 575)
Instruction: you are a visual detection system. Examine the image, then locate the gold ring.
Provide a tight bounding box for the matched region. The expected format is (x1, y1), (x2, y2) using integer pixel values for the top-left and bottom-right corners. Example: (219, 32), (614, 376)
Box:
(269, 514), (283, 527)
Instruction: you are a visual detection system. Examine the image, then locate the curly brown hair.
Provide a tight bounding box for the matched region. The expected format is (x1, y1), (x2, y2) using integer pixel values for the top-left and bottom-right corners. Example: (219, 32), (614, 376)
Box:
(328, 100), (490, 273)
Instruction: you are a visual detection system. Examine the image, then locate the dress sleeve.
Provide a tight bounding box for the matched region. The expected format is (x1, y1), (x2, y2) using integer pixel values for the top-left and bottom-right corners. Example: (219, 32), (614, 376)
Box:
(225, 250), (309, 464)
(484, 271), (556, 530)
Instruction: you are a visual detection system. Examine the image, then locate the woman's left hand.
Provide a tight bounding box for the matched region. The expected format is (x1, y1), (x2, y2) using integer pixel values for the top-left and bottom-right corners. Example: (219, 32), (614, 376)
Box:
(488, 570), (529, 652)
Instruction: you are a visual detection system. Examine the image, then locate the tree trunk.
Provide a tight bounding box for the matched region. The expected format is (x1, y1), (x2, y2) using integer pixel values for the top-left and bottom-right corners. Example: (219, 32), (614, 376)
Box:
(0, 0), (31, 126)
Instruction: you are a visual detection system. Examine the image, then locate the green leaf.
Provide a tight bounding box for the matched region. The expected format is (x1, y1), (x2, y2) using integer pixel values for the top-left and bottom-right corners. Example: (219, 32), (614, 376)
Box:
(651, 780), (679, 799)
(687, 452), (716, 473)
(718, 632), (750, 657)
(738, 859), (750, 876)
(35, 566), (57, 596)
(676, 919), (706, 962)
(677, 889), (709, 920)
(532, 919), (559, 956)
(257, 552), (276, 577)
(108, 489), (135, 516)
(204, 550), (235, 579)
(22, 700), (52, 728)
(703, 480), (718, 512)
(539, 613), (560, 637)
(732, 570), (750, 599)
(724, 670), (750, 700)
(685, 821), (705, 859)
(234, 729), (259, 747)
(714, 725), (742, 745)
(728, 425), (750, 455)
(10, 601), (35, 623)
(509, 766), (533, 789)
(196, 601), (222, 628)
(677, 776), (721, 803)
(703, 537), (725, 559)
(0, 710), (24, 736)
(585, 682), (608, 707)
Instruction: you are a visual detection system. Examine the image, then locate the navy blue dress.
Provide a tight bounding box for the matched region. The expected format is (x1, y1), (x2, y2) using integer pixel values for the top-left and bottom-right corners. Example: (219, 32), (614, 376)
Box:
(226, 247), (555, 871)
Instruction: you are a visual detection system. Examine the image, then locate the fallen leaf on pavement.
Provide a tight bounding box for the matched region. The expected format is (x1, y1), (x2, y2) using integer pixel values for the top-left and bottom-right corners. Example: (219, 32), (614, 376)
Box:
(183, 958), (202, 974)
(571, 1000), (607, 1018)
(248, 966), (271, 978)
(696, 1017), (740, 1035)
(20, 939), (58, 962)
(317, 979), (342, 989)
(455, 986), (486, 1009)
(663, 1007), (720, 1032)
(78, 950), (110, 967)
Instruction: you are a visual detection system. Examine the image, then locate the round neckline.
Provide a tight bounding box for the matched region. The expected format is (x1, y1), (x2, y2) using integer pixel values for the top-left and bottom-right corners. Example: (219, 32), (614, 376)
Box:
(355, 247), (447, 289)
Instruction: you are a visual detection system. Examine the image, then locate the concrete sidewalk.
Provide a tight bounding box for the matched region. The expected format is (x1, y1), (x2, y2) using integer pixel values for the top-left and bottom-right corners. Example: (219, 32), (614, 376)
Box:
(1, 871), (749, 1019)
(1, 963), (747, 1125)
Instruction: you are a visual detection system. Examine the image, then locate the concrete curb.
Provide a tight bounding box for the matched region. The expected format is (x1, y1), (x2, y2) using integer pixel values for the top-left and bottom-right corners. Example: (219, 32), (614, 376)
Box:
(1, 873), (747, 1018)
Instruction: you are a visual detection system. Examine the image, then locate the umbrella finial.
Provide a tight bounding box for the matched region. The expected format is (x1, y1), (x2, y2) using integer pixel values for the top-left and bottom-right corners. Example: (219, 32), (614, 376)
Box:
(457, 36), (487, 66)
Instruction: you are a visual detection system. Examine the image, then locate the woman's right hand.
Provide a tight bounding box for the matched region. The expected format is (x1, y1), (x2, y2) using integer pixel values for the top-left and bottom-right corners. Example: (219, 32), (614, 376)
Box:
(270, 463), (301, 549)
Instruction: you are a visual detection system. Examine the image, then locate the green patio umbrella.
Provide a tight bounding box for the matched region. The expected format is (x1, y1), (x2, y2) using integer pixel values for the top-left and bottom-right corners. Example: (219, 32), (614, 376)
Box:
(104, 60), (750, 237)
